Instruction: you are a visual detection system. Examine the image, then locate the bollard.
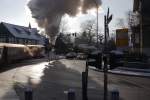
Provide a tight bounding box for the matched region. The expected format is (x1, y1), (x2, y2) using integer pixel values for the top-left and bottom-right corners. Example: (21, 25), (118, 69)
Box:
(25, 87), (33, 100)
(68, 89), (76, 100)
(111, 90), (119, 100)
(82, 72), (88, 100)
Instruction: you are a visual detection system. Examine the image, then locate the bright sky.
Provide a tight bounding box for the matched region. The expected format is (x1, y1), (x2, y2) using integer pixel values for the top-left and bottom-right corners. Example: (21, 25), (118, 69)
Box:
(0, 0), (133, 33)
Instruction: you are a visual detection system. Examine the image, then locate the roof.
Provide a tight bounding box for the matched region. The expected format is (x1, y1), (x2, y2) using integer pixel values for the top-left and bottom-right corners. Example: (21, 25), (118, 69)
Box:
(1, 22), (42, 40)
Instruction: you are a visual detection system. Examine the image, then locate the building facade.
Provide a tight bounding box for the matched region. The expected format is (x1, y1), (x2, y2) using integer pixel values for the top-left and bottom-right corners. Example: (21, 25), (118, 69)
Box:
(132, 0), (150, 56)
(0, 22), (44, 45)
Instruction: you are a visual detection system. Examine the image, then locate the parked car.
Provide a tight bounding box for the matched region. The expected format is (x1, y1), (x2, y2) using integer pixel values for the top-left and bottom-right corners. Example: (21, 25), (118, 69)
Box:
(87, 50), (102, 69)
(58, 55), (66, 59)
(77, 53), (87, 60)
(66, 52), (77, 59)
(109, 50), (124, 69)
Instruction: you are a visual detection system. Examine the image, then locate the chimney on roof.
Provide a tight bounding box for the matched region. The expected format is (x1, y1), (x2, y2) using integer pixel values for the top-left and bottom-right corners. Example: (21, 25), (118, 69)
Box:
(29, 22), (31, 29)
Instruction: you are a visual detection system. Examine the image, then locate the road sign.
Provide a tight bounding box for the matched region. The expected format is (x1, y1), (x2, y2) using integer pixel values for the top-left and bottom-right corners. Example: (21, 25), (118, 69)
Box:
(104, 8), (113, 100)
(116, 28), (129, 50)
(107, 14), (113, 24)
(107, 8), (113, 24)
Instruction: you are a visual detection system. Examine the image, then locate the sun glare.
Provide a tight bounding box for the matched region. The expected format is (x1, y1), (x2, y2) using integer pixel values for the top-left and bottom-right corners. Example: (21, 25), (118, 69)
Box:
(77, 7), (83, 16)
(87, 8), (97, 16)
(77, 6), (104, 17)
(87, 7), (104, 16)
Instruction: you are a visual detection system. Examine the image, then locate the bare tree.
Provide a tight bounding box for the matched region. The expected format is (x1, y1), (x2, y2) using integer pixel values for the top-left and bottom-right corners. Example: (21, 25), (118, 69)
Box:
(81, 19), (96, 44)
(116, 18), (126, 28)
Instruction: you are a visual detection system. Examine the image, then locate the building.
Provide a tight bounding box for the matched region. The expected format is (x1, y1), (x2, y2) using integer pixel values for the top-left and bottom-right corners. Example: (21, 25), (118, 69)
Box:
(0, 22), (44, 45)
(132, 0), (150, 55)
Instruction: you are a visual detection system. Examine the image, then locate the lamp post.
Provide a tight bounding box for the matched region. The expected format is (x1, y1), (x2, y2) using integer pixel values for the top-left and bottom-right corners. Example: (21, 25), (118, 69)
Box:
(92, 0), (99, 48)
(104, 8), (113, 100)
(139, 0), (143, 54)
(96, 5), (99, 48)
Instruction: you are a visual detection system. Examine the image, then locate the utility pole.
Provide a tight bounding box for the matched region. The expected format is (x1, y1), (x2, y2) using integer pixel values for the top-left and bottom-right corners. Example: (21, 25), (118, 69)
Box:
(92, 0), (99, 48)
(104, 15), (108, 100)
(96, 5), (99, 48)
(104, 8), (113, 100)
(139, 0), (143, 54)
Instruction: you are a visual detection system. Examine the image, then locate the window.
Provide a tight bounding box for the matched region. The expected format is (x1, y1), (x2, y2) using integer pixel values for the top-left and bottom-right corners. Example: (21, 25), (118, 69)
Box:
(8, 37), (15, 43)
(0, 38), (5, 43)
(14, 38), (17, 44)
(14, 28), (21, 33)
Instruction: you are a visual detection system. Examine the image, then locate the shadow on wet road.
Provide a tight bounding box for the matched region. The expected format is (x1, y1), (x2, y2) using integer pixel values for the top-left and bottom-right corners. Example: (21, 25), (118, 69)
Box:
(13, 60), (105, 100)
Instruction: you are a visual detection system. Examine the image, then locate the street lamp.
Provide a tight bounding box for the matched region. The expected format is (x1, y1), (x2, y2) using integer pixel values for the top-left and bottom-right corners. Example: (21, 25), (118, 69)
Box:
(96, 5), (99, 48)
(104, 8), (113, 100)
(92, 0), (99, 48)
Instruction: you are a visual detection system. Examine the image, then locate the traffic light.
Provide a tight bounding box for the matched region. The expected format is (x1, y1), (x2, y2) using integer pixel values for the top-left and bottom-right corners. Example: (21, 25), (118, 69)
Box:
(87, 51), (102, 69)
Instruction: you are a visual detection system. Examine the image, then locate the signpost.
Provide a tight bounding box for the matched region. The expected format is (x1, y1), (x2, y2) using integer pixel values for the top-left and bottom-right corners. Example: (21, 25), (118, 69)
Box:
(116, 28), (129, 51)
(82, 8), (113, 100)
(104, 8), (113, 100)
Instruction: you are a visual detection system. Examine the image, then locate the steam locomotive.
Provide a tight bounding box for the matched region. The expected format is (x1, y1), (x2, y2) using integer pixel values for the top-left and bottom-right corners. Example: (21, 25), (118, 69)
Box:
(0, 43), (45, 65)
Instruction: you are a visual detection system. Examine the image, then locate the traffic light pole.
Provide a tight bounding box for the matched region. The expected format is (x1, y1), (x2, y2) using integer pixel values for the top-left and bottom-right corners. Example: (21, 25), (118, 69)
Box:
(82, 60), (89, 100)
(104, 55), (108, 100)
(103, 8), (112, 100)
(97, 6), (99, 48)
(104, 15), (108, 100)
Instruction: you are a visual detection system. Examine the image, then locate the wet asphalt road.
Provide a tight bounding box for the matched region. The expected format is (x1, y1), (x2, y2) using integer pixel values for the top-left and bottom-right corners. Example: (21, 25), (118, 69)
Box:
(0, 59), (150, 100)
(61, 59), (150, 100)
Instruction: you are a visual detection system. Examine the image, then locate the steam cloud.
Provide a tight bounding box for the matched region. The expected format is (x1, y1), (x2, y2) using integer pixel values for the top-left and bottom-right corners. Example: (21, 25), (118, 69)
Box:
(28, 0), (102, 45)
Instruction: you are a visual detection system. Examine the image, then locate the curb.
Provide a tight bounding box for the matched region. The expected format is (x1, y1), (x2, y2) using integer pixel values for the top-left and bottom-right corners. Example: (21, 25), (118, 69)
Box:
(109, 70), (150, 78)
(117, 67), (150, 73)
(89, 66), (150, 78)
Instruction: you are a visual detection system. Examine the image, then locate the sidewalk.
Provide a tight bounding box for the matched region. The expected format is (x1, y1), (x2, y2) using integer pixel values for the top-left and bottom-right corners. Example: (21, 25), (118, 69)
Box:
(89, 66), (150, 77)
(0, 86), (19, 100)
(0, 74), (19, 100)
(116, 67), (150, 73)
(110, 67), (150, 77)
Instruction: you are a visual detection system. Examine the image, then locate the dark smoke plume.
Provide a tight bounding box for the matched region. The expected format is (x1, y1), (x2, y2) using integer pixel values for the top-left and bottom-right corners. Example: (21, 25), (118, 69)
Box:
(28, 0), (102, 44)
